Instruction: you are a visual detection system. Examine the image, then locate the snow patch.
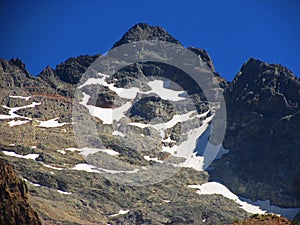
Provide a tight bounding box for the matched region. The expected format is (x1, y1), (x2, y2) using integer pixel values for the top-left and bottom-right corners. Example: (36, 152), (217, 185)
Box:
(144, 156), (164, 163)
(188, 182), (300, 219)
(8, 120), (29, 127)
(57, 149), (66, 154)
(79, 92), (132, 124)
(42, 163), (64, 170)
(59, 147), (120, 157)
(77, 74), (189, 124)
(188, 182), (265, 214)
(31, 182), (41, 187)
(109, 210), (130, 217)
(38, 118), (68, 128)
(10, 95), (31, 101)
(57, 190), (72, 195)
(24, 178), (41, 187)
(163, 115), (213, 171)
(112, 130), (126, 137)
(2, 151), (39, 160)
(79, 73), (186, 102)
(0, 102), (41, 120)
(72, 163), (102, 174)
(147, 80), (186, 101)
(72, 163), (139, 174)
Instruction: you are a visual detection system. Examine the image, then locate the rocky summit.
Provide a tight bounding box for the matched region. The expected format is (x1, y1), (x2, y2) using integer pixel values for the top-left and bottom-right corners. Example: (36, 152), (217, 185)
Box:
(0, 23), (299, 225)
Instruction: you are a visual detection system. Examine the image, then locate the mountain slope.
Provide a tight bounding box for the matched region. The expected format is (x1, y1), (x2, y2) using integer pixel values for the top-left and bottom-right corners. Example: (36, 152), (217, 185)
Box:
(0, 23), (299, 224)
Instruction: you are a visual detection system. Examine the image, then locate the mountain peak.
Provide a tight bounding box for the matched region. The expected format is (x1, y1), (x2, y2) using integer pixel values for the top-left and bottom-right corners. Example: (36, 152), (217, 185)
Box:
(112, 23), (182, 48)
(230, 57), (298, 90)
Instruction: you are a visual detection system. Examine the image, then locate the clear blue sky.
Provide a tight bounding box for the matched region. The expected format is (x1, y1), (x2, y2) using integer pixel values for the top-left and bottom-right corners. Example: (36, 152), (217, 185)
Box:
(1, 0), (299, 80)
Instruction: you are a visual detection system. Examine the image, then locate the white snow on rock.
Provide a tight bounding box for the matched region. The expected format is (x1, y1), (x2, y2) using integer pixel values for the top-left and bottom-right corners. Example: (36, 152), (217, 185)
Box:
(130, 111), (212, 171)
(163, 200), (171, 203)
(57, 147), (120, 157)
(128, 122), (149, 129)
(57, 149), (66, 154)
(129, 110), (208, 138)
(31, 182), (41, 187)
(112, 130), (126, 137)
(24, 178), (41, 187)
(42, 163), (64, 170)
(2, 151), (39, 160)
(162, 137), (176, 143)
(72, 163), (102, 173)
(109, 209), (130, 217)
(79, 92), (132, 124)
(8, 120), (29, 127)
(147, 80), (186, 101)
(79, 73), (186, 102)
(188, 182), (300, 219)
(188, 182), (265, 214)
(163, 115), (213, 171)
(0, 102), (41, 120)
(57, 190), (72, 195)
(72, 163), (139, 174)
(77, 73), (190, 124)
(144, 156), (164, 163)
(194, 124), (230, 170)
(38, 118), (68, 128)
(9, 95), (31, 101)
(241, 199), (300, 220)
(78, 148), (104, 157)
(76, 73), (226, 172)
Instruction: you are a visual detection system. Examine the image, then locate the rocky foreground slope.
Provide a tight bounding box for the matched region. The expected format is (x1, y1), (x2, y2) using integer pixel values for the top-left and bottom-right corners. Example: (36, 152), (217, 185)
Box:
(0, 23), (299, 224)
(0, 161), (42, 225)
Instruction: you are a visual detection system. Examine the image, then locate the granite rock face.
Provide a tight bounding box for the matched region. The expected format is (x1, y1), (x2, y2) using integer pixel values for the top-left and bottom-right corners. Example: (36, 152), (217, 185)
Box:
(210, 58), (300, 207)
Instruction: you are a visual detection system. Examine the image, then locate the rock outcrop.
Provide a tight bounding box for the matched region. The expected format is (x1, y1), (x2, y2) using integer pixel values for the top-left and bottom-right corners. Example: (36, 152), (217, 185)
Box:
(230, 214), (298, 225)
(0, 161), (42, 225)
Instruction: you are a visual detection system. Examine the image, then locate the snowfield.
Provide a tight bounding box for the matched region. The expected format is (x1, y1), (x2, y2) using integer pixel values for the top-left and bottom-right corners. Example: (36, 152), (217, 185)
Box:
(188, 181), (300, 219)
